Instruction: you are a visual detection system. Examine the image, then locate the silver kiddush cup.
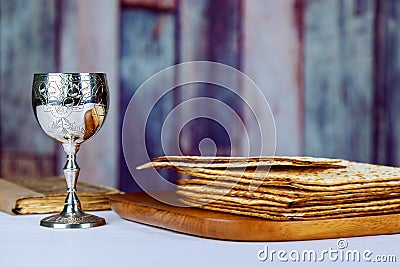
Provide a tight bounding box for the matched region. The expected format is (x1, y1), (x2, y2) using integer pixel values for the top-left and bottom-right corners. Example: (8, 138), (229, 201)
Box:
(32, 73), (109, 228)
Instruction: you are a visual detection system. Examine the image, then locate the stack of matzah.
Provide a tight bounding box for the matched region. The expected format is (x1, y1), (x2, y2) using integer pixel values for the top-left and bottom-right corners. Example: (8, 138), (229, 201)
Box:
(137, 156), (400, 221)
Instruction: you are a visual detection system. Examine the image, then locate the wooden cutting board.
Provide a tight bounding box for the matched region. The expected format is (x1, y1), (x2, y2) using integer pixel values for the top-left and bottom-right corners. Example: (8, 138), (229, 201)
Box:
(109, 191), (400, 241)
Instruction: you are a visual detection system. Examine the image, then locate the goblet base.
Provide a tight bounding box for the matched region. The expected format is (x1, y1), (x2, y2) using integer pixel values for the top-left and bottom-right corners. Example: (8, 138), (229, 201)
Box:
(40, 213), (106, 229)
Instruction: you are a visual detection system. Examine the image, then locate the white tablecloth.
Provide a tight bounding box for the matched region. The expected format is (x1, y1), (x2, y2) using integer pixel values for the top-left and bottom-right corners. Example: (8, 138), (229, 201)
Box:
(0, 210), (399, 267)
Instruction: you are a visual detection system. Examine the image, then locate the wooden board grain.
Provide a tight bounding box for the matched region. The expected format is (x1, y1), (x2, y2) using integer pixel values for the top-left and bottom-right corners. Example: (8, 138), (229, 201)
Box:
(110, 191), (400, 241)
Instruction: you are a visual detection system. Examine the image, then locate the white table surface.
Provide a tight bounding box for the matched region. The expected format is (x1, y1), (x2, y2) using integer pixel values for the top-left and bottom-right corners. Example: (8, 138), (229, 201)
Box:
(1, 210), (399, 267)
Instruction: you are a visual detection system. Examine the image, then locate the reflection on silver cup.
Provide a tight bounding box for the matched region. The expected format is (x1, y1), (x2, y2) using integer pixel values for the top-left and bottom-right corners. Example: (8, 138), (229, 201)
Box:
(32, 73), (109, 228)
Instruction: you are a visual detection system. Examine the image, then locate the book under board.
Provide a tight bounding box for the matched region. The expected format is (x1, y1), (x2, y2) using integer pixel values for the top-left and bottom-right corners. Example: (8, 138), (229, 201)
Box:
(0, 177), (121, 215)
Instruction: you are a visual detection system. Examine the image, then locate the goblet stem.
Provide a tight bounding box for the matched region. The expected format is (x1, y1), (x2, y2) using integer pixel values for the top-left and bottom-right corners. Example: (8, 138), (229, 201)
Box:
(60, 142), (84, 217)
(39, 140), (106, 228)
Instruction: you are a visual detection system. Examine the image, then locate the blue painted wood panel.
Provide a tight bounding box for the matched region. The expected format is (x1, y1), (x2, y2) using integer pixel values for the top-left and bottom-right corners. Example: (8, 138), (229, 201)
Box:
(178, 0), (242, 156)
(0, 0), (58, 177)
(119, 9), (175, 191)
(304, 0), (375, 162)
(373, 0), (400, 166)
(0, 0), (57, 153)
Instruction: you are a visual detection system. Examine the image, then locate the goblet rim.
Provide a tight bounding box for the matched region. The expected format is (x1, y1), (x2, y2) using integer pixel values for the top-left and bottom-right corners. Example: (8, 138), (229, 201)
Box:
(33, 72), (106, 76)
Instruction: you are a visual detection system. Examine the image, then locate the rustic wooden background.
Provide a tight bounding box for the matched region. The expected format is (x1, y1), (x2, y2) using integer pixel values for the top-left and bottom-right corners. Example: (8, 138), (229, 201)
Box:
(1, 0), (400, 192)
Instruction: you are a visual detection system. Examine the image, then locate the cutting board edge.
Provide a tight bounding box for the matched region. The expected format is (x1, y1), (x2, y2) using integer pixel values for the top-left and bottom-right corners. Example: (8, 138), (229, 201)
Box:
(111, 201), (400, 242)
(109, 193), (400, 241)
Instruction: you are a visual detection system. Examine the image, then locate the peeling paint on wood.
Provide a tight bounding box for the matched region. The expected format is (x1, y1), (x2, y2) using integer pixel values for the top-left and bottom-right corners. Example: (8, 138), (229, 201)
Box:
(57, 0), (120, 187)
(0, 0), (58, 178)
(1, 151), (56, 178)
(119, 9), (175, 191)
(243, 0), (302, 156)
(179, 0), (242, 156)
(373, 0), (400, 166)
(122, 0), (177, 11)
(0, 0), (57, 154)
(304, 0), (375, 162)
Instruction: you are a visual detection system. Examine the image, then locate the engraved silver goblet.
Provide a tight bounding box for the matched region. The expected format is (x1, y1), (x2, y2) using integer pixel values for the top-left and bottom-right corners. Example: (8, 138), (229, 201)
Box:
(32, 73), (109, 228)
